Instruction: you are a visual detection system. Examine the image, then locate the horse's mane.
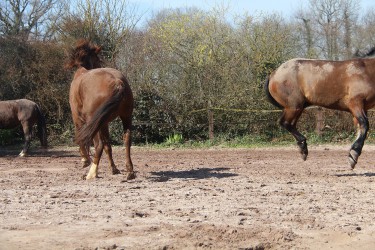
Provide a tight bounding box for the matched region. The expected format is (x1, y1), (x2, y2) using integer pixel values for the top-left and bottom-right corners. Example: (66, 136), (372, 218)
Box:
(354, 47), (375, 58)
(65, 39), (102, 69)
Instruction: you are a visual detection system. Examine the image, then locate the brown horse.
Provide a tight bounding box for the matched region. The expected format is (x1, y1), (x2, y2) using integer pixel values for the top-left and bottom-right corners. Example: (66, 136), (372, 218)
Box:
(0, 99), (47, 156)
(65, 39), (135, 180)
(265, 54), (375, 169)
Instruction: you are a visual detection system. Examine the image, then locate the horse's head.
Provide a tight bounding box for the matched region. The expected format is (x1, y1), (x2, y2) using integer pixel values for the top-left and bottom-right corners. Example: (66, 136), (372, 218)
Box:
(354, 47), (375, 58)
(65, 39), (102, 70)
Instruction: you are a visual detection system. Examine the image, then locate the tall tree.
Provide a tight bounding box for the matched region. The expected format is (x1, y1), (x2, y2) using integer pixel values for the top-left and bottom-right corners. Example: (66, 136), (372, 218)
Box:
(56, 0), (140, 66)
(303, 0), (359, 60)
(147, 8), (240, 139)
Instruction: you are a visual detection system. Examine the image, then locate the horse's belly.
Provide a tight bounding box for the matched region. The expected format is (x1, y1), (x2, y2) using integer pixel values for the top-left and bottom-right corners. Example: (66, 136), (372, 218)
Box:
(306, 95), (346, 111)
(0, 117), (20, 129)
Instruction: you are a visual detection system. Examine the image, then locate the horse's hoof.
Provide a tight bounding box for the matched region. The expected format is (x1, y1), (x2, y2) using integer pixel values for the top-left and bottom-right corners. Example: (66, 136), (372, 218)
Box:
(297, 141), (308, 161)
(112, 168), (121, 175)
(81, 158), (91, 168)
(348, 150), (359, 169)
(82, 162), (90, 168)
(85, 174), (97, 180)
(348, 158), (356, 169)
(126, 172), (136, 180)
(85, 172), (98, 180)
(19, 151), (27, 157)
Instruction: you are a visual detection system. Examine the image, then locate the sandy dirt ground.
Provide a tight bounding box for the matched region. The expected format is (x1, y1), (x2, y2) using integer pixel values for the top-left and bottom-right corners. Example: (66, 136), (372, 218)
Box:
(1, 144), (375, 250)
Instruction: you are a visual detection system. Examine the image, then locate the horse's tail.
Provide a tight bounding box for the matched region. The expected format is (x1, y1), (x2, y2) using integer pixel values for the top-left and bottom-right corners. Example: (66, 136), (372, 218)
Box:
(264, 76), (283, 109)
(75, 85), (127, 148)
(36, 105), (48, 147)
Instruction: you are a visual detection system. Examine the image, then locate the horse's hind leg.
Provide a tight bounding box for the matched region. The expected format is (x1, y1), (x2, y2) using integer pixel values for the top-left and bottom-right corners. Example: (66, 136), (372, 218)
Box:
(349, 109), (369, 169)
(86, 133), (104, 180)
(279, 108), (308, 160)
(73, 122), (91, 167)
(121, 116), (135, 180)
(101, 126), (120, 175)
(19, 122), (32, 157)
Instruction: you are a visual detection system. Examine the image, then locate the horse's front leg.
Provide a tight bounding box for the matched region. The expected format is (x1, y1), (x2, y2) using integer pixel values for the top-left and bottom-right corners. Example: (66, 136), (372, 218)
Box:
(79, 146), (91, 168)
(123, 128), (135, 180)
(122, 117), (135, 180)
(104, 144), (120, 175)
(102, 126), (120, 175)
(349, 114), (369, 169)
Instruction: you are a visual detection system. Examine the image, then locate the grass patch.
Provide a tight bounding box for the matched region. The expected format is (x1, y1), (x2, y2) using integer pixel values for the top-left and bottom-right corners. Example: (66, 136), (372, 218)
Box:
(140, 130), (364, 149)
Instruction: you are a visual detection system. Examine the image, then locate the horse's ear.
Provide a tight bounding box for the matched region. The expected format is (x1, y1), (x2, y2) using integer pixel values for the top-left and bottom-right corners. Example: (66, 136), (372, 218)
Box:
(94, 45), (102, 54)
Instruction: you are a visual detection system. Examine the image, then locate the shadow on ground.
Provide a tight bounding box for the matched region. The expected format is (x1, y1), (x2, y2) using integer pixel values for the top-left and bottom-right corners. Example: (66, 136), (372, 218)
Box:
(149, 167), (238, 182)
(0, 146), (78, 158)
(335, 172), (375, 177)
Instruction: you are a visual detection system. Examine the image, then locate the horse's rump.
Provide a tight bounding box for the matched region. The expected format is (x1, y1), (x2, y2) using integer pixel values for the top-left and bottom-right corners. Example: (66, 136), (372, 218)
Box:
(75, 85), (127, 147)
(35, 104), (48, 147)
(265, 77), (283, 109)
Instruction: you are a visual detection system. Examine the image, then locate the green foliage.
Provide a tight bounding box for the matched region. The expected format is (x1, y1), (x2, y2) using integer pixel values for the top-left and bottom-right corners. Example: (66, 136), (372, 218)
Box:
(0, 129), (19, 145)
(164, 133), (184, 145)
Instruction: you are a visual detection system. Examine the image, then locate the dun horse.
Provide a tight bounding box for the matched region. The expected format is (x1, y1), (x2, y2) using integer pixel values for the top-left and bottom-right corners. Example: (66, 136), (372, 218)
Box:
(66, 39), (134, 180)
(0, 99), (47, 156)
(265, 52), (375, 169)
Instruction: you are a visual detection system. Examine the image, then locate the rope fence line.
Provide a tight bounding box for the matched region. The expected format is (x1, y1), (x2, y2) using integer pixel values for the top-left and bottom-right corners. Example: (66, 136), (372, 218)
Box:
(130, 107), (375, 127)
(189, 107), (283, 114)
(189, 107), (375, 114)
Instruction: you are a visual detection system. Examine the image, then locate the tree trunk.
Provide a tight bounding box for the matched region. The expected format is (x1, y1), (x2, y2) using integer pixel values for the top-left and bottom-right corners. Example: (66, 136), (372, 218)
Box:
(208, 100), (214, 140)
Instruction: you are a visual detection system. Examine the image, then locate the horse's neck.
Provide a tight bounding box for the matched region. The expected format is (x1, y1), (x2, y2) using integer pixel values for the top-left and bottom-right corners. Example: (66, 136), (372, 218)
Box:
(74, 67), (89, 78)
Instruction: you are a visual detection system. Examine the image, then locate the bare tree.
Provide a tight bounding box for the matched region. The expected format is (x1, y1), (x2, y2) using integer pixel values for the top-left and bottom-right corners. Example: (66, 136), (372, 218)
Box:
(306, 0), (359, 60)
(294, 8), (318, 58)
(355, 7), (375, 52)
(0, 0), (62, 40)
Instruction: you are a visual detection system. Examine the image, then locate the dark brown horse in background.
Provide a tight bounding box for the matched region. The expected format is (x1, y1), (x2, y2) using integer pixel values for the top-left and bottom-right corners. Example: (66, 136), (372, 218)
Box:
(0, 99), (47, 156)
(65, 39), (135, 180)
(265, 52), (375, 169)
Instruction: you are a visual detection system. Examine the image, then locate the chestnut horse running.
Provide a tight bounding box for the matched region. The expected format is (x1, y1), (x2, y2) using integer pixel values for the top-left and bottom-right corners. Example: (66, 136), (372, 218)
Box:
(66, 39), (134, 180)
(265, 53), (375, 169)
(0, 99), (47, 156)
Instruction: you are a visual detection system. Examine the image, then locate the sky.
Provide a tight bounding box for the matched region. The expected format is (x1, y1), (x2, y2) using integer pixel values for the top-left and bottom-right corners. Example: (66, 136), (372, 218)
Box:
(129, 0), (375, 26)
(132, 0), (302, 16)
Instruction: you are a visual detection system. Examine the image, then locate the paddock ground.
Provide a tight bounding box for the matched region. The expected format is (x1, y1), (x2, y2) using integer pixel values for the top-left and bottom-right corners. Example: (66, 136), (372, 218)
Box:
(1, 145), (375, 249)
